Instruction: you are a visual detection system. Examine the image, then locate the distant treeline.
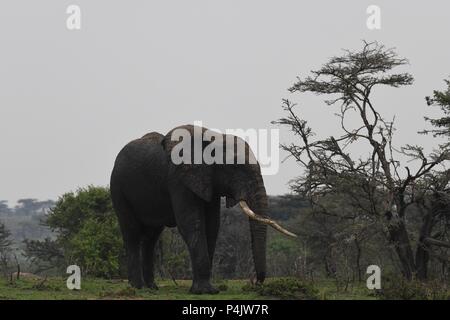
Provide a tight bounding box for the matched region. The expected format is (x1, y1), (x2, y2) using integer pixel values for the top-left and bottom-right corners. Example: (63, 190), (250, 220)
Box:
(0, 199), (55, 244)
(0, 193), (309, 279)
(0, 196), (304, 244)
(0, 199), (55, 217)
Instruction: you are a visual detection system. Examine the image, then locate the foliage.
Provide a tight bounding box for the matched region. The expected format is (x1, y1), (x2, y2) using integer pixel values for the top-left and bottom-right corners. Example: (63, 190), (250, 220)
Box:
(23, 186), (124, 278)
(23, 238), (64, 273)
(0, 201), (12, 215)
(377, 274), (450, 300)
(213, 205), (253, 279)
(0, 222), (13, 277)
(0, 199), (54, 246)
(267, 236), (301, 276)
(159, 228), (191, 281)
(0, 223), (12, 252)
(45, 186), (112, 241)
(14, 199), (55, 217)
(268, 195), (308, 220)
(213, 279), (229, 291)
(423, 78), (450, 137)
(274, 41), (450, 280)
(243, 277), (319, 300)
(68, 215), (123, 278)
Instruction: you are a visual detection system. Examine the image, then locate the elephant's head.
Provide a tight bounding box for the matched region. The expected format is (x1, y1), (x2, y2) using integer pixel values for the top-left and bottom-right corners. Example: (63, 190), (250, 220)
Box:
(162, 124), (296, 283)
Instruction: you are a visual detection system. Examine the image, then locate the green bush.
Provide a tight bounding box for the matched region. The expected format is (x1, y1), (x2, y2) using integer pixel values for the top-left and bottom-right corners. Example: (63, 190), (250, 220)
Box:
(377, 275), (450, 300)
(70, 215), (123, 278)
(242, 277), (319, 300)
(213, 279), (229, 291)
(25, 186), (125, 278)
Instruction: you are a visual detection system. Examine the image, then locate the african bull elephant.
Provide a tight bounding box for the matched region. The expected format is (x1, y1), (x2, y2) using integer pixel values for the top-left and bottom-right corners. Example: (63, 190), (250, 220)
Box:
(110, 124), (295, 294)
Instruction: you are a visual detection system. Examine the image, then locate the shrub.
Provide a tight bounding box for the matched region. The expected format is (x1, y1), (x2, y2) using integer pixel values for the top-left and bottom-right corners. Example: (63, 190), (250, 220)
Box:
(242, 277), (319, 300)
(25, 186), (125, 278)
(70, 215), (123, 278)
(377, 275), (450, 300)
(213, 279), (229, 291)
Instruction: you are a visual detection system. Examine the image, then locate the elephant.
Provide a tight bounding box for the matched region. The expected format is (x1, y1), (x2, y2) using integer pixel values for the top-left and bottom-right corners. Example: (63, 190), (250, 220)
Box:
(110, 124), (295, 294)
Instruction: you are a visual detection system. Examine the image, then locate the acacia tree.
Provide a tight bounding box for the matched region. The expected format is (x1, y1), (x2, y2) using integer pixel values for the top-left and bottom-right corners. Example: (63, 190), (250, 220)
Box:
(423, 78), (450, 138)
(414, 79), (450, 279)
(275, 41), (449, 280)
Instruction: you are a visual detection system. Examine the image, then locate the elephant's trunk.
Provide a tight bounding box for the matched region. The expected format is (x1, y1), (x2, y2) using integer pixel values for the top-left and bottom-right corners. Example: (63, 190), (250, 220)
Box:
(250, 219), (267, 283)
(240, 175), (297, 284)
(248, 179), (269, 284)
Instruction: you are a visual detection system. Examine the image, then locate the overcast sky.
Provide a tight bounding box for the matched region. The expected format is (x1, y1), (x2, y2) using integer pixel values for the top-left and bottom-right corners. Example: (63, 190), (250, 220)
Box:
(1, 1), (449, 205)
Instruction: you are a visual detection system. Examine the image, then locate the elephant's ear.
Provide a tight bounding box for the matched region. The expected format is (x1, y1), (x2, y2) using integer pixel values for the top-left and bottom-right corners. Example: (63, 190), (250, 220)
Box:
(162, 125), (213, 202)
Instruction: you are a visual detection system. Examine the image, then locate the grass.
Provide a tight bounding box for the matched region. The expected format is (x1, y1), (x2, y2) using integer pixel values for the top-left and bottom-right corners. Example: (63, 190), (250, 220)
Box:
(0, 276), (376, 300)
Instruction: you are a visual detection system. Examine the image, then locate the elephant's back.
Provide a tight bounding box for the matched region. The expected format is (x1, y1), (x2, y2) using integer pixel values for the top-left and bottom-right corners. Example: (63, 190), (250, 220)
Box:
(111, 132), (174, 226)
(112, 132), (167, 180)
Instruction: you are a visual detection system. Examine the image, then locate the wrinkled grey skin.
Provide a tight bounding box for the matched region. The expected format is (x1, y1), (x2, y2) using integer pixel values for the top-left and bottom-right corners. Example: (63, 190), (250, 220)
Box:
(110, 125), (267, 294)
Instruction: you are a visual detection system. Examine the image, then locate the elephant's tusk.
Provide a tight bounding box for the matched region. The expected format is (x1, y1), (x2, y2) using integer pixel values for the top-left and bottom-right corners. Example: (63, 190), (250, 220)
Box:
(239, 201), (298, 238)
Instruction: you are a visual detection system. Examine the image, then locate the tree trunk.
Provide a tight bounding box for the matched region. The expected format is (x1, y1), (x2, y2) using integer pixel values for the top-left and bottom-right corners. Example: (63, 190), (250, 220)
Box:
(415, 210), (434, 280)
(386, 215), (416, 280)
(354, 238), (362, 282)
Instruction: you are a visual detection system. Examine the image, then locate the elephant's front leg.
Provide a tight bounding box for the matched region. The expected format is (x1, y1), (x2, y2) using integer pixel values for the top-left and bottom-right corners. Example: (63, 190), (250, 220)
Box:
(170, 189), (219, 294)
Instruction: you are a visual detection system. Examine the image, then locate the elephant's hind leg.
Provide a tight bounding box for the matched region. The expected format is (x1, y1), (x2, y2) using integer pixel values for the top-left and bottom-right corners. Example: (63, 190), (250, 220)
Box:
(141, 226), (164, 289)
(114, 199), (144, 288)
(122, 228), (144, 288)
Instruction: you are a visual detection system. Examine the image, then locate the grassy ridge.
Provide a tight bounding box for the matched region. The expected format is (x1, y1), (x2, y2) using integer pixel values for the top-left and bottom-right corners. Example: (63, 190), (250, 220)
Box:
(0, 276), (375, 300)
